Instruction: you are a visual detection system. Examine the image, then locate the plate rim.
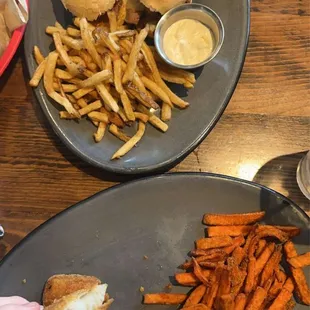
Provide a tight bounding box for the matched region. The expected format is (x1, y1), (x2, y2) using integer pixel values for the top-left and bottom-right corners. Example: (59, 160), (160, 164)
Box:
(1, 172), (309, 268)
(24, 0), (251, 175)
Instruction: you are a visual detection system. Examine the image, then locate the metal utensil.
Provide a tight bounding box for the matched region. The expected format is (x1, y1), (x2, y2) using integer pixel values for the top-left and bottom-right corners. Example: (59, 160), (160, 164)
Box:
(0, 225), (4, 238)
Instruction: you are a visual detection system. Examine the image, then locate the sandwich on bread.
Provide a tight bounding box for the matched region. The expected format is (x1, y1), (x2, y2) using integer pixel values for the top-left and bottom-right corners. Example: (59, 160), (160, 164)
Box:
(43, 274), (113, 310)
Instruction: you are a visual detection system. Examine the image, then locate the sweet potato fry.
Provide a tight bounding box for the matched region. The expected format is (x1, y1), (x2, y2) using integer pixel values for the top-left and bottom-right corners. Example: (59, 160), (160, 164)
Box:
(231, 270), (247, 298)
(215, 268), (231, 308)
(255, 242), (275, 276)
(246, 286), (267, 310)
(284, 241), (310, 305)
(193, 258), (210, 287)
(255, 225), (289, 243)
(275, 269), (287, 284)
(235, 293), (246, 310)
(269, 279), (284, 300)
(199, 261), (221, 269)
(201, 265), (223, 307)
(274, 225), (301, 237)
(182, 304), (209, 310)
(232, 246), (246, 266)
(263, 275), (275, 292)
(260, 245), (282, 287)
(203, 211), (265, 226)
(207, 226), (252, 237)
(196, 236), (233, 250)
(218, 294), (234, 310)
(285, 300), (296, 310)
(287, 252), (310, 268)
(223, 235), (245, 255)
(144, 293), (187, 305)
(268, 288), (293, 310)
(244, 257), (256, 294)
(175, 271), (211, 287)
(255, 239), (267, 258)
(183, 285), (206, 307)
(181, 251), (227, 269)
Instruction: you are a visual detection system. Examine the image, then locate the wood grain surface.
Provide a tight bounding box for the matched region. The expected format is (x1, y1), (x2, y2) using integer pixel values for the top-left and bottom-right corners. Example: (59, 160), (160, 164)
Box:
(0, 0), (309, 259)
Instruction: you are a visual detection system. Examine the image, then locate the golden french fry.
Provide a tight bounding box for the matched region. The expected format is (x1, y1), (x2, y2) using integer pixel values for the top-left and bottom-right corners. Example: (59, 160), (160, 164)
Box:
(53, 83), (78, 93)
(55, 68), (74, 80)
(113, 58), (124, 94)
(67, 27), (81, 37)
(112, 121), (146, 159)
(53, 32), (82, 76)
(60, 34), (84, 50)
(126, 83), (159, 110)
(134, 112), (148, 123)
(43, 52), (79, 118)
(29, 59), (47, 87)
(76, 98), (88, 108)
(33, 46), (45, 65)
(88, 111), (109, 123)
(94, 27), (119, 55)
(107, 10), (117, 32)
(120, 91), (135, 121)
(137, 104), (168, 132)
(141, 76), (172, 105)
(161, 103), (172, 122)
(94, 122), (107, 142)
(59, 111), (78, 119)
(79, 70), (112, 88)
(96, 84), (119, 113)
(73, 87), (95, 100)
(158, 68), (188, 85)
(80, 17), (103, 69)
(111, 30), (135, 38)
(109, 124), (131, 142)
(46, 26), (66, 35)
(122, 25), (149, 84)
(117, 0), (127, 27)
(142, 43), (189, 108)
(79, 100), (102, 116)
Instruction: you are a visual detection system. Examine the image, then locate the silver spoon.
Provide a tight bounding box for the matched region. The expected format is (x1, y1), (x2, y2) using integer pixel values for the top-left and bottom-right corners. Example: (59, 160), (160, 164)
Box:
(0, 225), (4, 238)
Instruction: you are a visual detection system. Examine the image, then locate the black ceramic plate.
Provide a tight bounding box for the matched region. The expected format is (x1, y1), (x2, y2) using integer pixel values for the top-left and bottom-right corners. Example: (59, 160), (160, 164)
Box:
(0, 173), (309, 309)
(24, 1), (250, 174)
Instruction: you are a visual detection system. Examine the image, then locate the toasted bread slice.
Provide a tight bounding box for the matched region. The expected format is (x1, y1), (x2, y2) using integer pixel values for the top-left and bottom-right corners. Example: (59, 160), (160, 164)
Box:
(43, 274), (101, 307)
(45, 284), (113, 310)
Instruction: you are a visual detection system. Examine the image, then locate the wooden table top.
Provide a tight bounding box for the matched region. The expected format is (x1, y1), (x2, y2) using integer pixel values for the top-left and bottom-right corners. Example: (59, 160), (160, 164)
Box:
(0, 0), (309, 260)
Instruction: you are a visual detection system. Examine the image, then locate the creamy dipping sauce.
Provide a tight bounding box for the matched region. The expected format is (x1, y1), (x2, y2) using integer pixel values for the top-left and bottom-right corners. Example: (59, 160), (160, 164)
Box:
(163, 19), (214, 66)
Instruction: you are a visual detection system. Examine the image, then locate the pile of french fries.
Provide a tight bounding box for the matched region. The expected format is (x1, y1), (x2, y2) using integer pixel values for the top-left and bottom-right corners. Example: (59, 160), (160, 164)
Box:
(29, 1), (196, 160)
(144, 211), (310, 309)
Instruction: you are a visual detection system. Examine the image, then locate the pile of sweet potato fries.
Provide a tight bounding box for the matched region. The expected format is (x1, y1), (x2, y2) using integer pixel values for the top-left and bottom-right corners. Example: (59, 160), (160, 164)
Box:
(144, 211), (310, 309)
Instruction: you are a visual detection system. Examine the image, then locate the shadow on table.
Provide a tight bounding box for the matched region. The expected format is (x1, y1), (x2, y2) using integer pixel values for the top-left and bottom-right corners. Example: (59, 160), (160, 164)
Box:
(20, 51), (167, 183)
(254, 152), (310, 245)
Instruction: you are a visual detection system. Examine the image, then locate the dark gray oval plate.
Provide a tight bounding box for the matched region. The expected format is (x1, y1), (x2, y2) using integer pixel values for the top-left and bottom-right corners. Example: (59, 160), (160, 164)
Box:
(0, 173), (309, 309)
(24, 0), (250, 175)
